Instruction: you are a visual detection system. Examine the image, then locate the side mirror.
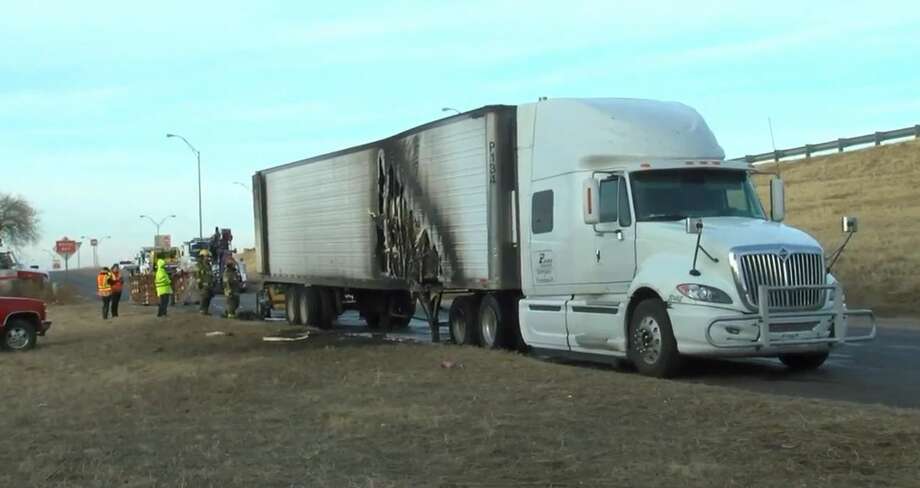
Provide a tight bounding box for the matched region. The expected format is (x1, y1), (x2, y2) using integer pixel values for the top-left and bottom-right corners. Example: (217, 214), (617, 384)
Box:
(685, 217), (703, 234)
(582, 177), (600, 224)
(842, 216), (858, 233)
(770, 177), (785, 222)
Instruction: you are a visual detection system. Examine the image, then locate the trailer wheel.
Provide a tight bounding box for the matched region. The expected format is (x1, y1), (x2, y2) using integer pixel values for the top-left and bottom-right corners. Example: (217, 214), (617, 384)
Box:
(779, 352), (829, 371)
(300, 287), (321, 327)
(285, 287), (301, 325)
(388, 291), (415, 330)
(358, 292), (387, 330)
(449, 296), (480, 346)
(478, 294), (509, 350)
(627, 299), (683, 378)
(317, 287), (336, 330)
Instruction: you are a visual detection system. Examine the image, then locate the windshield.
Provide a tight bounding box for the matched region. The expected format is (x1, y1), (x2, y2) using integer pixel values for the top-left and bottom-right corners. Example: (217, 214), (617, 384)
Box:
(630, 169), (766, 222)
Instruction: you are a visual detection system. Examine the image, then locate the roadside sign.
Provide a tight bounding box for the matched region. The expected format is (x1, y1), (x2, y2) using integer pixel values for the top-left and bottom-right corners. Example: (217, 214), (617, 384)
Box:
(55, 238), (77, 257)
(155, 234), (172, 248)
(55, 237), (78, 271)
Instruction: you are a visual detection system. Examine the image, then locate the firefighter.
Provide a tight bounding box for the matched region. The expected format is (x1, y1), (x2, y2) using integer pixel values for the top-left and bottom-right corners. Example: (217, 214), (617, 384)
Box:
(223, 260), (241, 319)
(196, 249), (214, 315)
(96, 266), (113, 320)
(110, 264), (124, 318)
(154, 259), (173, 318)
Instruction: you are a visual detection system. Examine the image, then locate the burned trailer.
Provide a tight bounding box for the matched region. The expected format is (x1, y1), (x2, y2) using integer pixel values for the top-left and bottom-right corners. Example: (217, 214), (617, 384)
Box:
(252, 106), (520, 340)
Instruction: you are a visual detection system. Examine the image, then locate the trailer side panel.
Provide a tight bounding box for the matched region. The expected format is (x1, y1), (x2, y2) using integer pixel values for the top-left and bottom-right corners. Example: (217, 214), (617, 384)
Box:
(257, 106), (519, 290)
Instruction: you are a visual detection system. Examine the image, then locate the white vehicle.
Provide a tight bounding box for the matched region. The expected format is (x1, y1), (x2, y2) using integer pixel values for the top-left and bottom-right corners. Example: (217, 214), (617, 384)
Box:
(236, 260), (248, 292)
(252, 98), (875, 377)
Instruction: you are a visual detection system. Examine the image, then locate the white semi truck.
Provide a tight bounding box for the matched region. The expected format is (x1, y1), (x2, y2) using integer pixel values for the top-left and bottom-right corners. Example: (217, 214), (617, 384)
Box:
(252, 98), (875, 377)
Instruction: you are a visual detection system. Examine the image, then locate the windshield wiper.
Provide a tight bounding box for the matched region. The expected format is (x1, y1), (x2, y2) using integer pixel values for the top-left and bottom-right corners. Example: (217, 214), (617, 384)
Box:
(644, 214), (687, 221)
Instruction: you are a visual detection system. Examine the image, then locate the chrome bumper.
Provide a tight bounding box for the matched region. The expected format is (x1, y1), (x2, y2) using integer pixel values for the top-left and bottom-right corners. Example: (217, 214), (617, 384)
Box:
(705, 284), (876, 349)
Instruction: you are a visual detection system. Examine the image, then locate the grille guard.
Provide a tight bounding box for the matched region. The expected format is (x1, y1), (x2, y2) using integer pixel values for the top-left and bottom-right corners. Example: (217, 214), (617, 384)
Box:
(705, 284), (876, 349)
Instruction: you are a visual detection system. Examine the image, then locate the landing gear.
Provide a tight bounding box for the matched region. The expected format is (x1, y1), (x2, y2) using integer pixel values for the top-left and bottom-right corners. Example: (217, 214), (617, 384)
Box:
(414, 287), (444, 343)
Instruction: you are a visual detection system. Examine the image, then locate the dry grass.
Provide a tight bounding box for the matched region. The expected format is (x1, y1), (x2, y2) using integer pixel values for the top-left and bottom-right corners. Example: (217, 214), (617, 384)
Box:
(2, 303), (919, 487)
(754, 139), (920, 315)
(5, 280), (83, 305)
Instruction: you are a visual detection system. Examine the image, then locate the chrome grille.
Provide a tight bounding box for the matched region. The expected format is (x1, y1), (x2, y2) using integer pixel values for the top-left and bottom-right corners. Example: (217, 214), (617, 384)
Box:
(734, 248), (826, 311)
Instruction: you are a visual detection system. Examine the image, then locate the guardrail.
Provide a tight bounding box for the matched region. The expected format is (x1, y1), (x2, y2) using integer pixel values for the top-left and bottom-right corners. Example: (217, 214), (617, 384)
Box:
(730, 124), (920, 164)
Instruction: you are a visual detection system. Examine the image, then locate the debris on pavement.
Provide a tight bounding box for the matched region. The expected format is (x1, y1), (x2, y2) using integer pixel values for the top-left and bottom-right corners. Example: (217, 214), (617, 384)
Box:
(440, 360), (463, 369)
(205, 331), (234, 337)
(262, 331), (311, 342)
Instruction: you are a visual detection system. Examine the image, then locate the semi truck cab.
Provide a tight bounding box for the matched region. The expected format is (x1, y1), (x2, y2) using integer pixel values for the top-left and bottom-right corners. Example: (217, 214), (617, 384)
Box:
(515, 98), (875, 376)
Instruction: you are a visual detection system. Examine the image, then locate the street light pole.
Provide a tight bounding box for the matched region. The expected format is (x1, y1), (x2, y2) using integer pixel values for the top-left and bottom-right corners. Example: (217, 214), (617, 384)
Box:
(81, 236), (111, 268)
(139, 214), (177, 243)
(166, 133), (203, 238)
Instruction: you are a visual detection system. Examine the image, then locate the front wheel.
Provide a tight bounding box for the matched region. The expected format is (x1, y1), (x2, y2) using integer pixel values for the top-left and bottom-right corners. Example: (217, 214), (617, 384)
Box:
(627, 299), (683, 378)
(3, 319), (37, 351)
(779, 352), (829, 371)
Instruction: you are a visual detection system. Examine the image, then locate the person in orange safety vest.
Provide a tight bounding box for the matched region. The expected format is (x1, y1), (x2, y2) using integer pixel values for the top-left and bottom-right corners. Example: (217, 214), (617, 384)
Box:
(96, 267), (114, 320)
(110, 264), (124, 318)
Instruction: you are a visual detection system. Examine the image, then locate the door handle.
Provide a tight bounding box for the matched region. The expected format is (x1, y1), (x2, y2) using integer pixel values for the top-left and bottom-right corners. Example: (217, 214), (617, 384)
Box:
(615, 230), (624, 241)
(595, 249), (601, 263)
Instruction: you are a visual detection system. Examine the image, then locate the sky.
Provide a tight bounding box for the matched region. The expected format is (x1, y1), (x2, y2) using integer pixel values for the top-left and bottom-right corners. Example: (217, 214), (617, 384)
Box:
(3, 0), (919, 269)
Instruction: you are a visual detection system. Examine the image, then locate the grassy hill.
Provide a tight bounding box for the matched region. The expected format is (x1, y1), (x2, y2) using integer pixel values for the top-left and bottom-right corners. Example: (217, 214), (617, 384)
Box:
(753, 139), (920, 315)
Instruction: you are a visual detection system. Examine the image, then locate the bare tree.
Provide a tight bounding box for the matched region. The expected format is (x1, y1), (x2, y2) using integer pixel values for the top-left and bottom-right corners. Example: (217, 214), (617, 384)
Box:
(0, 193), (40, 247)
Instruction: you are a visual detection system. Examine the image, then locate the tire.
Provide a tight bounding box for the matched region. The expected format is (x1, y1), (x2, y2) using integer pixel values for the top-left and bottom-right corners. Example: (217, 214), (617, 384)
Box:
(256, 289), (271, 319)
(317, 287), (336, 330)
(478, 294), (508, 350)
(628, 299), (683, 378)
(300, 287), (321, 327)
(388, 291), (415, 330)
(779, 352), (829, 371)
(358, 292), (386, 330)
(3, 319), (37, 351)
(285, 288), (301, 325)
(448, 296), (481, 346)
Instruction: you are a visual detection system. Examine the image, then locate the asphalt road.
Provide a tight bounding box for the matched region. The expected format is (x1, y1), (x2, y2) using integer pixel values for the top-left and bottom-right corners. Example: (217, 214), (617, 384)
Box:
(50, 270), (920, 409)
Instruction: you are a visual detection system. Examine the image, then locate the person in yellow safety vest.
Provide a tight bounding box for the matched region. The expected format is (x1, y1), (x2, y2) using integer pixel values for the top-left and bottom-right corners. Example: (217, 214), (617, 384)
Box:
(96, 267), (114, 320)
(154, 258), (173, 318)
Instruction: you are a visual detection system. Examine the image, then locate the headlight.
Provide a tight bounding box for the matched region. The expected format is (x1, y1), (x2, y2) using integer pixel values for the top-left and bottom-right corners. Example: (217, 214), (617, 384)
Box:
(676, 284), (732, 304)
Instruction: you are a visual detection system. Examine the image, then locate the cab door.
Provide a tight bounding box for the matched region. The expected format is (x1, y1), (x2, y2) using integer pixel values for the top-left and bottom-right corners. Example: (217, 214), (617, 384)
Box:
(565, 173), (636, 354)
(592, 174), (637, 288)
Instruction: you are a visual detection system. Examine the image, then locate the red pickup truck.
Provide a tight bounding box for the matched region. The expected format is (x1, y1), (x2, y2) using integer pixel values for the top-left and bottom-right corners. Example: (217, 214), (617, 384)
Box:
(0, 296), (52, 351)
